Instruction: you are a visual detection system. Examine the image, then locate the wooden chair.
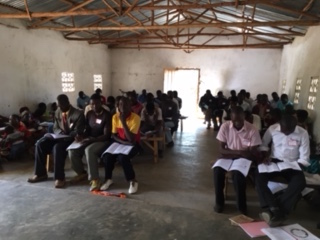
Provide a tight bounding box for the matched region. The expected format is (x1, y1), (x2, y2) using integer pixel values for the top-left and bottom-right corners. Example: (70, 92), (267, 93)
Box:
(140, 132), (165, 163)
(46, 154), (54, 173)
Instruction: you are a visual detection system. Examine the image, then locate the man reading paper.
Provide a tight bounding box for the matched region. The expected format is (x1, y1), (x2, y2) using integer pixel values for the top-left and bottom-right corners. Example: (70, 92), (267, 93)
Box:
(214, 106), (261, 214)
(256, 114), (310, 227)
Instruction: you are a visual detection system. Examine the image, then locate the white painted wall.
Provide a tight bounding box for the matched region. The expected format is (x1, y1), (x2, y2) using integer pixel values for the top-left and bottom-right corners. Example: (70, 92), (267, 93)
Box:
(110, 41), (282, 100)
(280, 26), (320, 140)
(0, 20), (111, 116)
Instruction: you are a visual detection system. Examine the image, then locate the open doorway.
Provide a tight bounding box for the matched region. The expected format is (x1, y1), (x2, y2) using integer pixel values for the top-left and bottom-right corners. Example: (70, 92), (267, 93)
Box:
(164, 68), (200, 118)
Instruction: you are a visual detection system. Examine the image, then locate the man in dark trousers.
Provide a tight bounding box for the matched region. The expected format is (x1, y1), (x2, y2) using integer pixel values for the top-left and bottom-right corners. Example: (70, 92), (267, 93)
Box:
(256, 114), (310, 227)
(28, 94), (85, 188)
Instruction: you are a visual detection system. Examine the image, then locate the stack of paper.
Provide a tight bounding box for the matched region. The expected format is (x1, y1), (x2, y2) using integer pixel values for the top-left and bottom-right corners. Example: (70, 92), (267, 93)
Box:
(229, 215), (254, 226)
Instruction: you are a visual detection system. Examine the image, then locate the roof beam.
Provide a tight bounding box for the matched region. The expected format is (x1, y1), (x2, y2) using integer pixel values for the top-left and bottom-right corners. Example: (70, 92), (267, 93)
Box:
(30, 20), (320, 31)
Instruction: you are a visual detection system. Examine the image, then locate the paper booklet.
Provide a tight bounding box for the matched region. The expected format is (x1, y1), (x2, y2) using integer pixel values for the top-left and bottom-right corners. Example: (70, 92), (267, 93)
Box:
(66, 141), (84, 151)
(44, 133), (70, 139)
(262, 223), (320, 240)
(102, 142), (133, 155)
(258, 161), (301, 173)
(239, 221), (269, 238)
(212, 158), (252, 177)
(267, 181), (314, 197)
(229, 214), (254, 226)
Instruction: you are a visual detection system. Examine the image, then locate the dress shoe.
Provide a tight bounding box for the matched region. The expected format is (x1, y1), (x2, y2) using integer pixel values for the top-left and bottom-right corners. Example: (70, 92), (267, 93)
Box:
(27, 175), (48, 183)
(55, 179), (66, 188)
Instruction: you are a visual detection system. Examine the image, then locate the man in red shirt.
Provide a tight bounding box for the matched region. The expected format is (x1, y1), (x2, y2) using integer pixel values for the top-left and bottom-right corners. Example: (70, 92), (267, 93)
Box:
(100, 97), (140, 194)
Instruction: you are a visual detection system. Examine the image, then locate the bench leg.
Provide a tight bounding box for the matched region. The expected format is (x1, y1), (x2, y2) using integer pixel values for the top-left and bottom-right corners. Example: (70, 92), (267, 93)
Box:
(153, 139), (158, 163)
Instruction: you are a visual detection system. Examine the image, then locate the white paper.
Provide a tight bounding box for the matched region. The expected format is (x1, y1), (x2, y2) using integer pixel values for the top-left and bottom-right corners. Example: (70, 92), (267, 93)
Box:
(277, 161), (301, 171)
(281, 224), (320, 240)
(212, 158), (251, 177)
(66, 141), (84, 151)
(267, 181), (288, 194)
(44, 133), (70, 139)
(229, 158), (252, 177)
(102, 142), (133, 155)
(258, 162), (280, 173)
(39, 122), (53, 127)
(212, 159), (233, 171)
(301, 187), (314, 197)
(262, 227), (295, 240)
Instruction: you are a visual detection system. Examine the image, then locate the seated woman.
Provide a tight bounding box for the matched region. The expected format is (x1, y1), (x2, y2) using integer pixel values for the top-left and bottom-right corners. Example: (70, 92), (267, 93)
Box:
(140, 102), (164, 158)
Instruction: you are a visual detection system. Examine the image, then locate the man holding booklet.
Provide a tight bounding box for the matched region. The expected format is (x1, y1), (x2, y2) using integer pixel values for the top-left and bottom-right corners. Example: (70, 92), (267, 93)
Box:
(100, 97), (140, 194)
(68, 94), (112, 191)
(27, 94), (85, 188)
(213, 106), (262, 214)
(256, 114), (310, 227)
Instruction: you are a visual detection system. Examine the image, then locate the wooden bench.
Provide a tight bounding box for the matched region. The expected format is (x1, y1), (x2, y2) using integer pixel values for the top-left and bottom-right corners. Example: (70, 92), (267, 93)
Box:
(46, 154), (54, 173)
(141, 134), (165, 163)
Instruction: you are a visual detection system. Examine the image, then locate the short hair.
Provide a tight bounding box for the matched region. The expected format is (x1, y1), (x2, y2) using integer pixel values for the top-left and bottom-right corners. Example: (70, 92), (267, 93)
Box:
(78, 91), (84, 96)
(245, 92), (250, 98)
(107, 96), (115, 104)
(156, 90), (162, 95)
(95, 88), (102, 94)
(280, 93), (288, 100)
(146, 102), (155, 112)
(57, 94), (69, 104)
(296, 109), (308, 123)
(230, 106), (244, 115)
(90, 93), (101, 101)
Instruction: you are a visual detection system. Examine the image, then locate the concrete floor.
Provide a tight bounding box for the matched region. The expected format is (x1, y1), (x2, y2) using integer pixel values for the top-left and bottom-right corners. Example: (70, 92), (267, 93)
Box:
(0, 119), (319, 240)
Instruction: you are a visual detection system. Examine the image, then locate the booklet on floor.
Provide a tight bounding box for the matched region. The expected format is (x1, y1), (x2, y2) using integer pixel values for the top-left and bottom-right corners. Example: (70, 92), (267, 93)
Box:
(212, 158), (252, 177)
(229, 214), (254, 226)
(262, 223), (320, 240)
(239, 221), (269, 238)
(258, 161), (301, 173)
(102, 142), (133, 155)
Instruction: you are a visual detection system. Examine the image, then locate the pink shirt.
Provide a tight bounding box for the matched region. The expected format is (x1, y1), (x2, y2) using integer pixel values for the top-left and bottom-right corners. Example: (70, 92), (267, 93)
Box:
(217, 121), (262, 150)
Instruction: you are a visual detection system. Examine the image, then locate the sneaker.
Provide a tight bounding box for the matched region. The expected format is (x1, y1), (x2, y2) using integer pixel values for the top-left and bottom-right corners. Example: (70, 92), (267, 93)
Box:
(128, 181), (138, 194)
(69, 172), (88, 184)
(89, 179), (101, 191)
(100, 179), (113, 191)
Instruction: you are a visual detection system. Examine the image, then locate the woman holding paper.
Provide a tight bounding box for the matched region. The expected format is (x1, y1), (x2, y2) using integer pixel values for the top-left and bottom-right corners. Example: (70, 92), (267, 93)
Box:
(100, 97), (140, 194)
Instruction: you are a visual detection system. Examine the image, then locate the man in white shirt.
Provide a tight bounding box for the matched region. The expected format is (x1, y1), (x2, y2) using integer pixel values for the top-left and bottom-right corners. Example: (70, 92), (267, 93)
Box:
(256, 114), (310, 227)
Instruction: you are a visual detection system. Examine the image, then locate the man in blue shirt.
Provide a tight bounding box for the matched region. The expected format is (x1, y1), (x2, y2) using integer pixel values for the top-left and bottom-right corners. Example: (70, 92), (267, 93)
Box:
(77, 91), (90, 110)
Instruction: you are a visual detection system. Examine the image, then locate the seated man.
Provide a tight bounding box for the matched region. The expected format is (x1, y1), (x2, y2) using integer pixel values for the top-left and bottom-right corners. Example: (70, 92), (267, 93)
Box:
(140, 102), (163, 158)
(77, 91), (90, 110)
(161, 94), (178, 147)
(27, 94), (85, 188)
(213, 106), (261, 214)
(68, 94), (112, 191)
(128, 91), (143, 115)
(100, 97), (140, 194)
(256, 114), (309, 227)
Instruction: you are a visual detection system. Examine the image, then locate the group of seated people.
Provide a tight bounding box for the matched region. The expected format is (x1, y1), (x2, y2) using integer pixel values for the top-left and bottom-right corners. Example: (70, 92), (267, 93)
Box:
(199, 89), (312, 139)
(211, 88), (317, 227)
(0, 87), (184, 195)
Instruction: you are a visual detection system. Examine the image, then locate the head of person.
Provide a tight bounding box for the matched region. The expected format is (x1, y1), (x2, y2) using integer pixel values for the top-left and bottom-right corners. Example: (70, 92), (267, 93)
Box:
(280, 94), (289, 104)
(95, 88), (102, 96)
(240, 89), (246, 96)
(162, 93), (169, 102)
(261, 94), (268, 105)
(9, 114), (20, 128)
(237, 93), (244, 103)
(19, 107), (29, 117)
(37, 102), (47, 115)
(230, 90), (236, 97)
(296, 109), (308, 124)
(173, 90), (178, 98)
(280, 114), (297, 136)
(156, 90), (162, 98)
(107, 96), (115, 107)
(271, 92), (279, 101)
(269, 108), (282, 123)
(78, 91), (85, 99)
(50, 102), (58, 112)
(146, 102), (155, 115)
(167, 90), (174, 99)
(142, 89), (147, 95)
(284, 104), (295, 116)
(90, 94), (102, 114)
(127, 91), (138, 104)
(230, 106), (245, 130)
(118, 97), (131, 115)
(244, 110), (253, 123)
(256, 94), (262, 104)
(217, 91), (223, 99)
(57, 94), (70, 113)
(229, 96), (238, 108)
(245, 92), (251, 99)
(205, 90), (212, 97)
(146, 93), (154, 103)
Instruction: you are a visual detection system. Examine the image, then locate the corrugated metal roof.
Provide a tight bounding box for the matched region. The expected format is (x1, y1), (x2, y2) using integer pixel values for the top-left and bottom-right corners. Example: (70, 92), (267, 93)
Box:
(0, 0), (319, 49)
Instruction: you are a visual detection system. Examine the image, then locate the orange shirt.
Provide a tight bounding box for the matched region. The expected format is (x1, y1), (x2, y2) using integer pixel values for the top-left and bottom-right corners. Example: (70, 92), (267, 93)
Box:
(112, 112), (140, 142)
